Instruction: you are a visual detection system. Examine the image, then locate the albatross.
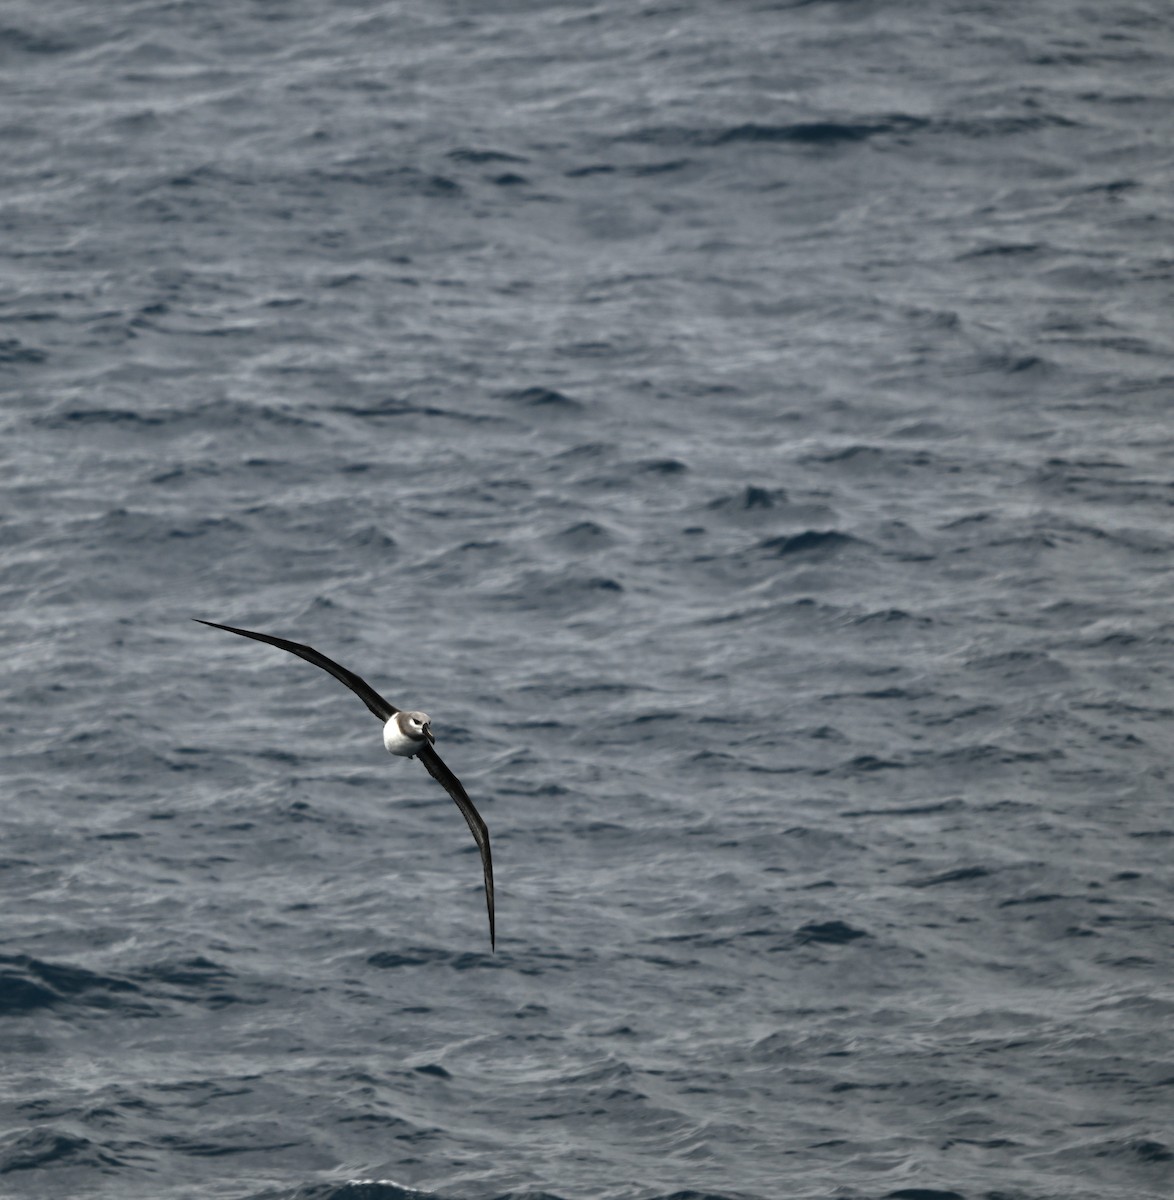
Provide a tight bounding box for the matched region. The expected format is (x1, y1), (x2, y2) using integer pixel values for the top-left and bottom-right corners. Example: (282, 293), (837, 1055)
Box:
(194, 619), (495, 950)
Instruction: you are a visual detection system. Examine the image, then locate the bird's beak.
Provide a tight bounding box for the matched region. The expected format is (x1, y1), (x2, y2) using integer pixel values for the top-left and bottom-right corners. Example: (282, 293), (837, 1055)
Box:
(424, 725), (435, 743)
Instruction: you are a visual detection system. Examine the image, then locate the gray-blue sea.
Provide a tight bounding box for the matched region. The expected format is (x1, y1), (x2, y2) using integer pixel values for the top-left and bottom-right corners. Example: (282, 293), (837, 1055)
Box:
(2, 3), (1172, 1198)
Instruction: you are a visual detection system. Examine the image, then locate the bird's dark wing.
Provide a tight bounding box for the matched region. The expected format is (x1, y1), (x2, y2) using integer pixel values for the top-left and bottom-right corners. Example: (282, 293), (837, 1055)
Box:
(417, 744), (495, 952)
(194, 619), (398, 723)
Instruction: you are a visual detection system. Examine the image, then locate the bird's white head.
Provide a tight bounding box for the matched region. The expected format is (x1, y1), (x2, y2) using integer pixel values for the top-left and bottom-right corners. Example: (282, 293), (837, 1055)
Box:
(401, 710), (434, 744)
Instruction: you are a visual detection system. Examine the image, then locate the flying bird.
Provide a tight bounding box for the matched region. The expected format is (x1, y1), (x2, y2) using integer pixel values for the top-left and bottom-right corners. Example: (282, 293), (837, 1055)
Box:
(194, 618), (494, 950)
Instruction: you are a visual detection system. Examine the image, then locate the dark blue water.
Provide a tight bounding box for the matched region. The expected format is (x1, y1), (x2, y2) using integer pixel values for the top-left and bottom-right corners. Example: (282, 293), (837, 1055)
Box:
(2, 2), (1172, 1198)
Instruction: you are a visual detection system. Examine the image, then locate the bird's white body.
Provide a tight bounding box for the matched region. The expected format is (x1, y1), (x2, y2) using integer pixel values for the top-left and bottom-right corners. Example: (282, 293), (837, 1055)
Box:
(383, 710), (432, 757)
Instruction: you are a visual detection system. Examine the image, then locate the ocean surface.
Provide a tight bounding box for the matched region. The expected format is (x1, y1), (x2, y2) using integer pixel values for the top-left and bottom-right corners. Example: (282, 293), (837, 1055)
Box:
(1, 2), (1172, 1198)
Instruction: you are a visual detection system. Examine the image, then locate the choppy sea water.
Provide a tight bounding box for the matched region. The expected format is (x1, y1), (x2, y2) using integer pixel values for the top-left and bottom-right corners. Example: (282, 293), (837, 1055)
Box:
(2, 2), (1173, 1198)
